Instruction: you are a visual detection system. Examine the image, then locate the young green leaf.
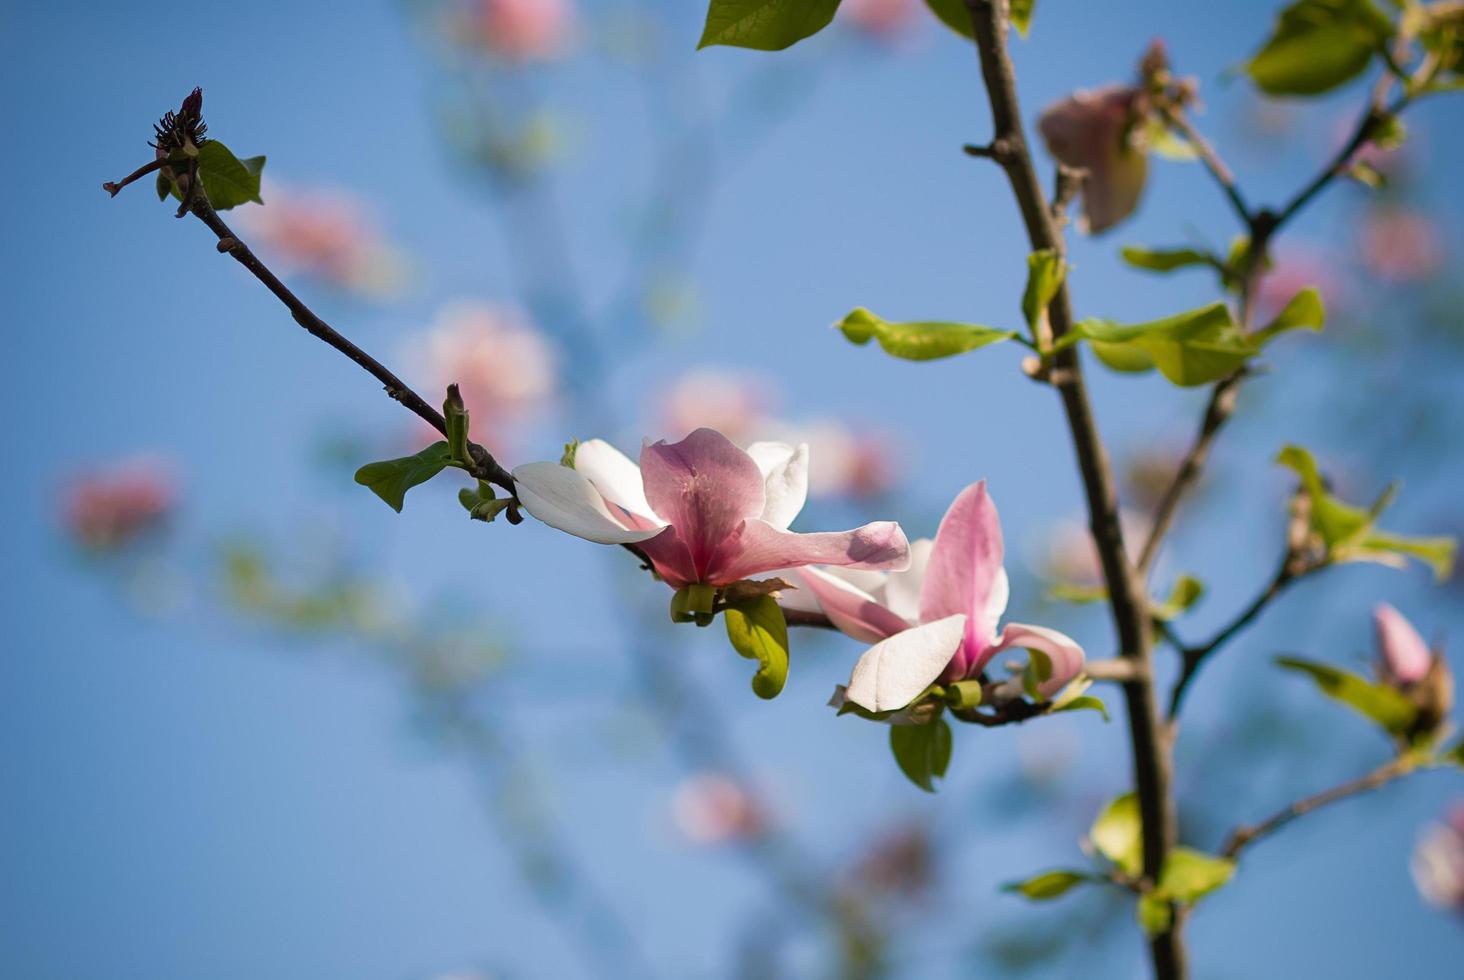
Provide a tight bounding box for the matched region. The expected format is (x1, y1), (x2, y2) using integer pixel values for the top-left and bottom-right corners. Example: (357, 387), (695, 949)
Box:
(196, 141), (266, 210)
(1077, 303), (1259, 387)
(1091, 792), (1143, 876)
(837, 308), (1017, 362)
(1120, 245), (1220, 275)
(1152, 575), (1205, 621)
(1051, 695), (1111, 721)
(1001, 869), (1093, 901)
(923, 0), (975, 38)
(1275, 655), (1418, 736)
(1021, 249), (1066, 343)
(697, 0), (843, 50)
(1253, 287), (1326, 345)
(1137, 893), (1173, 936)
(1277, 445), (1457, 578)
(354, 442), (454, 512)
(1157, 848), (1235, 903)
(1010, 0), (1037, 36)
(724, 595), (790, 698)
(889, 717), (953, 793)
(1247, 0), (1394, 96)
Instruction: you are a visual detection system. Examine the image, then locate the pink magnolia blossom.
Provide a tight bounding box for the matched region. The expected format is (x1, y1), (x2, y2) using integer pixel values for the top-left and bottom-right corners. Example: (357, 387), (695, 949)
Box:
(1359, 209), (1442, 283)
(671, 772), (767, 844)
(511, 428), (910, 589)
(1413, 801), (1464, 915)
(63, 457), (178, 550)
(1038, 85), (1148, 234)
(842, 0), (919, 39)
(787, 482), (1084, 712)
(460, 0), (574, 62)
(1254, 244), (1346, 323)
(239, 183), (405, 298)
(657, 369), (773, 448)
(1374, 603), (1433, 686)
(416, 301), (556, 452)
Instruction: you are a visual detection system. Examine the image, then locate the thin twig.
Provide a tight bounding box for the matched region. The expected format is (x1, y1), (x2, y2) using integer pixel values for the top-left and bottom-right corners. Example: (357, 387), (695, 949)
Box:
(1221, 758), (1415, 860)
(960, 2), (1180, 976)
(1157, 105), (1251, 226)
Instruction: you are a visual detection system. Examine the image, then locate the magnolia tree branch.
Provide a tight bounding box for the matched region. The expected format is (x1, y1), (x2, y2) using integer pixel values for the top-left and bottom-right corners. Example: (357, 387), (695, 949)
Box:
(961, 2), (1181, 976)
(1220, 757), (1418, 860)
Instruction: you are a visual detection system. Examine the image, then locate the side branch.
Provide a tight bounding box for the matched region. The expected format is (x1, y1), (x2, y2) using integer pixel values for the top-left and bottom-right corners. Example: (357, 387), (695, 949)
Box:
(185, 197), (519, 497)
(1221, 758), (1416, 860)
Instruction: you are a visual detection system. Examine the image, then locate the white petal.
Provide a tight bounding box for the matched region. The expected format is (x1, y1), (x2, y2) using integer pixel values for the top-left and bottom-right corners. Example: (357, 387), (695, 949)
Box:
(882, 538), (933, 623)
(982, 567), (1010, 646)
(573, 439), (659, 523)
(844, 615), (966, 713)
(512, 461), (662, 545)
(746, 441), (809, 530)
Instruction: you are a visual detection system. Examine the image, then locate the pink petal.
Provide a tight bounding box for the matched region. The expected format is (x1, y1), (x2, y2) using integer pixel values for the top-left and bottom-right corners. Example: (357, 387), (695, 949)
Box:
(573, 438), (659, 525)
(918, 482), (1007, 665)
(512, 461), (661, 545)
(636, 526), (701, 590)
(708, 519), (910, 586)
(640, 428), (766, 581)
(987, 622), (1086, 697)
(1375, 603), (1431, 685)
(1038, 85), (1147, 235)
(789, 566), (911, 644)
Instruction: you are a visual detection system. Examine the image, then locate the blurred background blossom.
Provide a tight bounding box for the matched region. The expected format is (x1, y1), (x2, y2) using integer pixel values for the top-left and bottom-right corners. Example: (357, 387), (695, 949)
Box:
(1414, 801), (1464, 918)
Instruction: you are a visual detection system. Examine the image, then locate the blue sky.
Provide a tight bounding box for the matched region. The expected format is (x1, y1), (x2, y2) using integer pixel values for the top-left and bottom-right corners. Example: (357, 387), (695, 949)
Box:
(3, 1), (1464, 977)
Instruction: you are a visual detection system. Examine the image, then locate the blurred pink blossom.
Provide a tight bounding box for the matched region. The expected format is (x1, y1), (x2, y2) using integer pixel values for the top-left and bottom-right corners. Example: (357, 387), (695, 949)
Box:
(415, 301), (557, 452)
(1359, 209), (1443, 284)
(769, 420), (897, 500)
(240, 183), (406, 299)
(62, 456), (178, 551)
(671, 772), (767, 845)
(657, 369), (774, 448)
(458, 0), (574, 62)
(1035, 512), (1150, 587)
(1413, 801), (1464, 916)
(1038, 85), (1149, 234)
(842, 0), (920, 39)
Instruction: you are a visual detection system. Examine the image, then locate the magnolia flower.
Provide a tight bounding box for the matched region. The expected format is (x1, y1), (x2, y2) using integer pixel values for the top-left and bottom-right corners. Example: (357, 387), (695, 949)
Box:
(842, 0), (919, 40)
(1038, 85), (1148, 234)
(459, 0), (574, 62)
(1375, 603), (1433, 686)
(511, 428), (910, 589)
(1360, 209), (1442, 283)
(239, 182), (405, 298)
(671, 772), (767, 844)
(416, 301), (556, 452)
(1414, 802), (1464, 915)
(789, 482), (1084, 712)
(62, 456), (178, 551)
(657, 369), (773, 447)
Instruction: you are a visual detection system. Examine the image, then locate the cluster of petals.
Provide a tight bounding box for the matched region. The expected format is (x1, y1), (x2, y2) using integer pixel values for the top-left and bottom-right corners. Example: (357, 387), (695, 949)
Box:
(63, 457), (178, 551)
(784, 482), (1085, 712)
(1414, 801), (1464, 914)
(670, 772), (767, 844)
(511, 427), (910, 590)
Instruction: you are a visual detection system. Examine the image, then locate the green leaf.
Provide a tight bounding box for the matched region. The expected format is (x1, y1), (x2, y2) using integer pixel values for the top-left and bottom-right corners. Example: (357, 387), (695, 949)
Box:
(1253, 286), (1326, 344)
(1137, 894), (1173, 936)
(923, 0), (975, 38)
(195, 140), (266, 210)
(1077, 303), (1259, 387)
(1247, 0), (1394, 96)
(1275, 655), (1418, 735)
(444, 385), (469, 462)
(354, 442), (453, 512)
(1010, 0), (1037, 36)
(155, 172), (173, 201)
(1051, 695), (1111, 721)
(945, 679), (984, 709)
(1444, 737), (1464, 768)
(1022, 249), (1066, 343)
(1046, 582), (1109, 604)
(1120, 245), (1220, 274)
(889, 717), (953, 793)
(724, 595), (790, 699)
(1153, 575), (1205, 621)
(837, 307), (1017, 362)
(1091, 792), (1143, 876)
(459, 481), (510, 522)
(697, 0), (843, 50)
(1157, 848), (1235, 903)
(1276, 445), (1457, 578)
(1002, 869), (1092, 901)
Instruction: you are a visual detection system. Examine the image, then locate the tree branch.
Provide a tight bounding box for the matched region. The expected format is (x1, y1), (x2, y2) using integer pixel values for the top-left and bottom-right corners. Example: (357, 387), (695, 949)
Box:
(1157, 105), (1251, 227)
(1221, 757), (1416, 860)
(961, 2), (1180, 975)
